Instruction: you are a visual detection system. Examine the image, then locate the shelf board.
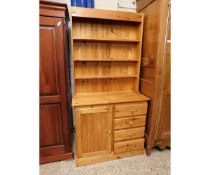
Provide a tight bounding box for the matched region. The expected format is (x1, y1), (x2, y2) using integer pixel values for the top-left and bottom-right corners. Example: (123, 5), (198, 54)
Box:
(71, 7), (143, 23)
(72, 91), (150, 106)
(74, 59), (139, 62)
(73, 38), (140, 43)
(75, 75), (138, 79)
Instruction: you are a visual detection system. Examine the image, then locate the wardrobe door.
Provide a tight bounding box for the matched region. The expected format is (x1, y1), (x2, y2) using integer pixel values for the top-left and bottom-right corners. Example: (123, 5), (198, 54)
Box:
(155, 52), (170, 146)
(40, 16), (71, 163)
(155, 13), (171, 148)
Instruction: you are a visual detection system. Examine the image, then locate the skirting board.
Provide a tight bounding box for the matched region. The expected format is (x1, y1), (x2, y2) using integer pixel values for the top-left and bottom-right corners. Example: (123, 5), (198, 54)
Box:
(40, 152), (73, 164)
(76, 149), (145, 166)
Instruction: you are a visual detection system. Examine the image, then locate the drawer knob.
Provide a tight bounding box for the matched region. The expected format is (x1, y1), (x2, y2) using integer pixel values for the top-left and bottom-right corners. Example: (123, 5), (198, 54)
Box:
(129, 121), (133, 125)
(130, 109), (134, 113)
(129, 133), (133, 137)
(108, 130), (112, 134)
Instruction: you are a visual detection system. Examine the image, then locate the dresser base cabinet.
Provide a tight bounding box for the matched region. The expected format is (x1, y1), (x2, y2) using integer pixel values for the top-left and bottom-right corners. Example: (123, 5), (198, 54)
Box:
(40, 1), (73, 164)
(73, 93), (149, 166)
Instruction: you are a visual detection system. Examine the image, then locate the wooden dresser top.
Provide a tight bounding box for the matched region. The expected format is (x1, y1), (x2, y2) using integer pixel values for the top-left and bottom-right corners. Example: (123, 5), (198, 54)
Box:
(72, 92), (150, 107)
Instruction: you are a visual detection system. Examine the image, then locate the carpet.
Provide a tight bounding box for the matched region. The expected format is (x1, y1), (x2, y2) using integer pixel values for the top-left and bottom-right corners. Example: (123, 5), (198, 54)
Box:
(40, 148), (170, 175)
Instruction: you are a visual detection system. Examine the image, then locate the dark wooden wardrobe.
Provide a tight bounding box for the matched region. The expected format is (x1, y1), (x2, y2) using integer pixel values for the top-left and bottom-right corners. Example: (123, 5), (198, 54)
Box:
(137, 0), (171, 154)
(39, 0), (73, 164)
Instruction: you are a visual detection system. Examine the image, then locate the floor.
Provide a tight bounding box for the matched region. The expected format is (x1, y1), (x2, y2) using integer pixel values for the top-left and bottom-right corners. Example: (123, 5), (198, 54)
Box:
(40, 148), (170, 175)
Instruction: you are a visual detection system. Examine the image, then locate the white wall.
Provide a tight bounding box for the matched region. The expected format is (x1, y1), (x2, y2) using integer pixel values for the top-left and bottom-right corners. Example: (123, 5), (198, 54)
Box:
(95, 0), (136, 12)
(46, 0), (136, 12)
(95, 0), (118, 10)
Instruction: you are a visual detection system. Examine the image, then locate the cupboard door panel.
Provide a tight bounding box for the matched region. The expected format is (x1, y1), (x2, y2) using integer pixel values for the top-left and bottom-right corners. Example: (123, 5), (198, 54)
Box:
(40, 15), (71, 161)
(155, 14), (171, 144)
(156, 41), (171, 141)
(40, 104), (63, 147)
(76, 106), (112, 158)
(40, 26), (59, 95)
(40, 16), (67, 100)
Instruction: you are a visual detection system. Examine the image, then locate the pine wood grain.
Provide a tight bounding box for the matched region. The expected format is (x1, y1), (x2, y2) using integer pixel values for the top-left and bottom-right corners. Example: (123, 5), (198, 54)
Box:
(114, 115), (146, 130)
(70, 8), (144, 95)
(114, 138), (144, 153)
(70, 7), (143, 22)
(114, 127), (145, 141)
(76, 149), (144, 166)
(76, 106), (112, 158)
(72, 92), (149, 106)
(115, 102), (148, 118)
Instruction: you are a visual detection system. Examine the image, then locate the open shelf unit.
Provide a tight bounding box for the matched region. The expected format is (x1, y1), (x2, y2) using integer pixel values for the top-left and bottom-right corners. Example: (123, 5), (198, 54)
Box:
(70, 7), (144, 95)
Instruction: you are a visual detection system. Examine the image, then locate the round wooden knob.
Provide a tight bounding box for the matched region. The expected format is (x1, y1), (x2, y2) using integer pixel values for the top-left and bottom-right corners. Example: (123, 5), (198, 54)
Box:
(129, 121), (133, 125)
(130, 109), (134, 113)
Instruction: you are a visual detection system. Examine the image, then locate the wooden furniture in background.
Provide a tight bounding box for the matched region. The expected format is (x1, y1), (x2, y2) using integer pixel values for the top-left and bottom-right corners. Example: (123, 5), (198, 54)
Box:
(40, 0), (73, 164)
(137, 0), (171, 154)
(70, 7), (150, 166)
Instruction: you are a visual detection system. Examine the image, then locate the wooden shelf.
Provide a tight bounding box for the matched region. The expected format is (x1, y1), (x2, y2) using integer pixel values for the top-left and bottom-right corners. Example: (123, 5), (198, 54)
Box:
(75, 75), (138, 79)
(72, 91), (150, 106)
(74, 59), (139, 62)
(73, 38), (140, 43)
(70, 7), (143, 23)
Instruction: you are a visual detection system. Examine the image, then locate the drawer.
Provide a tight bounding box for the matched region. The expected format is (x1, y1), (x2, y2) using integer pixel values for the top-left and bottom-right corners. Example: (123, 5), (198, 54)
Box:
(115, 102), (147, 118)
(114, 127), (145, 141)
(114, 115), (146, 130)
(114, 138), (144, 153)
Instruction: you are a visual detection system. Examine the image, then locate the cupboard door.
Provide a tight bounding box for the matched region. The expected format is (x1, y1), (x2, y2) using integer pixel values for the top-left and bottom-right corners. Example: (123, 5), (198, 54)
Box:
(76, 106), (112, 158)
(40, 16), (71, 161)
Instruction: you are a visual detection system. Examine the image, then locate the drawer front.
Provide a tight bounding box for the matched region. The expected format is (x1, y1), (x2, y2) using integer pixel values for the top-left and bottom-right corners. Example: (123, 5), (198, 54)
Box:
(115, 102), (148, 118)
(114, 115), (146, 130)
(114, 138), (144, 153)
(114, 127), (145, 141)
